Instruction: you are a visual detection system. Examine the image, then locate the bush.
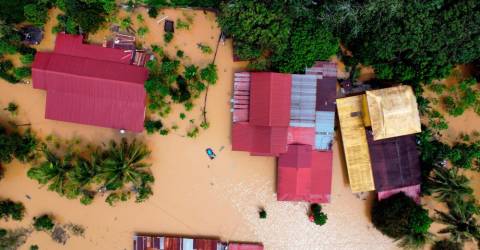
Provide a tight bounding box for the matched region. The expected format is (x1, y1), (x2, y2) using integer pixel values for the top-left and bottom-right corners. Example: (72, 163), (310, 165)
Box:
(24, 3), (50, 27)
(13, 67), (32, 80)
(371, 193), (432, 240)
(148, 6), (158, 18)
(144, 119), (163, 134)
(310, 203), (328, 226)
(0, 199), (25, 221)
(164, 32), (173, 44)
(259, 209), (266, 219)
(33, 215), (55, 231)
(431, 240), (463, 250)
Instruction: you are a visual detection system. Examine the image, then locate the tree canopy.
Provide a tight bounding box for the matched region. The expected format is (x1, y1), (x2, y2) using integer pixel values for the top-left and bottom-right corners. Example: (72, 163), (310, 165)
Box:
(320, 0), (480, 84)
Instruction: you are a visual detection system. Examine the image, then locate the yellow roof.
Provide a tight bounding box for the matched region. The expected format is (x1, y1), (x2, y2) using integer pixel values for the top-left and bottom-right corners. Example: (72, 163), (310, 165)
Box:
(366, 85), (421, 140)
(337, 95), (375, 193)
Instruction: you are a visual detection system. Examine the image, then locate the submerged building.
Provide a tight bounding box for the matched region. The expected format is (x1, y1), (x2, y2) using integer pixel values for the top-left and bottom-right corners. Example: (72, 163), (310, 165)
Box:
(231, 62), (337, 203)
(336, 85), (422, 198)
(133, 235), (263, 250)
(32, 33), (148, 132)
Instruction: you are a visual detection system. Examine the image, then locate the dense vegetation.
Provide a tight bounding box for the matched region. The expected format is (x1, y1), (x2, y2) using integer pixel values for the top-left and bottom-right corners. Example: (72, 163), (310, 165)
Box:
(0, 199), (25, 221)
(218, 0), (338, 73)
(371, 193), (432, 249)
(320, 0), (480, 84)
(27, 137), (154, 206)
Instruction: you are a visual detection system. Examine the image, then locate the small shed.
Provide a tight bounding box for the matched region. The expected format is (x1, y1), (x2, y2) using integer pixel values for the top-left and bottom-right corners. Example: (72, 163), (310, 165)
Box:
(289, 74), (317, 127)
(365, 85), (421, 140)
(164, 20), (174, 33)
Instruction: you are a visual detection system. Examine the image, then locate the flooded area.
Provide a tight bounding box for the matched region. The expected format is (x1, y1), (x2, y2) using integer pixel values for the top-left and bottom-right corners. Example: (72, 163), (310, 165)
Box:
(0, 8), (478, 250)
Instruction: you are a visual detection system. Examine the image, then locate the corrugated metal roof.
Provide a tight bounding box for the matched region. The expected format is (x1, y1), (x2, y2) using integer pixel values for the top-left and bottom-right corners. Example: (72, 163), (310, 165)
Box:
(249, 72), (291, 127)
(305, 62), (337, 112)
(233, 72), (250, 122)
(287, 127), (315, 146)
(314, 111), (335, 151)
(133, 235), (262, 250)
(367, 133), (421, 192)
(231, 123), (288, 156)
(377, 184), (420, 204)
(32, 34), (148, 132)
(228, 243), (264, 250)
(366, 85), (421, 140)
(277, 144), (333, 203)
(290, 74), (316, 127)
(336, 95), (375, 193)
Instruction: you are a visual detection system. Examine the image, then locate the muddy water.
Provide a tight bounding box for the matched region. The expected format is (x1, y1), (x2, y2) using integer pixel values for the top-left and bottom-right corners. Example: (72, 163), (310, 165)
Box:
(4, 7), (477, 250)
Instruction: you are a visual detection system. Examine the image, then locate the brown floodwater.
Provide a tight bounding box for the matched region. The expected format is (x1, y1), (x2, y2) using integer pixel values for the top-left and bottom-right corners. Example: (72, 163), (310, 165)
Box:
(0, 7), (478, 250)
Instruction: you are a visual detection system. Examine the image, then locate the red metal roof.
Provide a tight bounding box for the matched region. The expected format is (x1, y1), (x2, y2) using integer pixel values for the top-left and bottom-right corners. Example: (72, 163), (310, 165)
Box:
(377, 184), (421, 204)
(277, 144), (333, 203)
(249, 72), (291, 126)
(228, 243), (264, 250)
(232, 122), (288, 156)
(32, 33), (148, 132)
(287, 127), (315, 146)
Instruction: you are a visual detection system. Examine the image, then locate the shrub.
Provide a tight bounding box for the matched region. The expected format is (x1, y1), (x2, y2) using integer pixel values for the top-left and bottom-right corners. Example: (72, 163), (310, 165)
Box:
(371, 193), (432, 240)
(144, 119), (163, 134)
(176, 18), (190, 30)
(20, 54), (34, 66)
(197, 43), (212, 54)
(4, 102), (18, 116)
(0, 199), (25, 221)
(148, 7), (158, 18)
(30, 245), (39, 250)
(164, 32), (173, 44)
(176, 50), (184, 58)
(33, 215), (55, 231)
(13, 67), (32, 80)
(259, 209), (266, 219)
(310, 203), (328, 226)
(200, 63), (217, 85)
(137, 26), (148, 37)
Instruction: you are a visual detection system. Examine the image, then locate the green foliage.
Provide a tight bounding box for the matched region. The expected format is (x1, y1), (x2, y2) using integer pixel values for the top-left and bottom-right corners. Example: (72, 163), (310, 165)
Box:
(259, 209), (266, 219)
(27, 138), (153, 205)
(271, 15), (339, 73)
(427, 167), (474, 203)
(59, 0), (114, 34)
(431, 240), (463, 250)
(30, 245), (39, 250)
(438, 79), (480, 117)
(435, 199), (480, 242)
(0, 199), (25, 221)
(24, 3), (50, 27)
(429, 84), (447, 95)
(310, 203), (328, 226)
(137, 26), (148, 37)
(176, 19), (190, 30)
(33, 215), (55, 232)
(151, 44), (164, 57)
(13, 67), (31, 80)
(144, 119), (163, 134)
(186, 127), (199, 138)
(164, 32), (174, 44)
(176, 50), (184, 58)
(321, 0), (480, 84)
(371, 192), (432, 248)
(4, 102), (18, 116)
(200, 63), (217, 85)
(448, 142), (480, 171)
(184, 65), (197, 80)
(219, 0), (338, 73)
(197, 43), (212, 54)
(179, 113), (186, 120)
(120, 16), (132, 31)
(0, 126), (39, 164)
(20, 54), (34, 66)
(147, 6), (158, 18)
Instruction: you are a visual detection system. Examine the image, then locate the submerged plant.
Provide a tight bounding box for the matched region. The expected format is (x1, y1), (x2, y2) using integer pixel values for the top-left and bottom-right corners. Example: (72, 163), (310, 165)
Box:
(0, 199), (25, 221)
(33, 215), (55, 232)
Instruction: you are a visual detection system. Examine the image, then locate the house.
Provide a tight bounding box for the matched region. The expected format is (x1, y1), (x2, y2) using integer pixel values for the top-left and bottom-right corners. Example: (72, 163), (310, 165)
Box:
(32, 33), (148, 132)
(20, 26), (44, 45)
(132, 235), (263, 250)
(231, 62), (337, 203)
(336, 85), (422, 196)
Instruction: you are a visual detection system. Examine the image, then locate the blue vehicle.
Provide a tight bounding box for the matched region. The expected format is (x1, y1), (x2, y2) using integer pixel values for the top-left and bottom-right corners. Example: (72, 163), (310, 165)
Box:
(206, 148), (216, 160)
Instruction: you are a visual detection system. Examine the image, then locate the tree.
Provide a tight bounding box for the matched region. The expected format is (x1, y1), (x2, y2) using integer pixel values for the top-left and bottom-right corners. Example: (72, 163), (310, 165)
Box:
(0, 199), (25, 221)
(200, 63), (217, 85)
(60, 0), (114, 34)
(27, 149), (74, 196)
(320, 0), (480, 84)
(310, 203), (328, 226)
(427, 167), (474, 203)
(431, 239), (463, 250)
(33, 214), (55, 231)
(24, 2), (50, 27)
(435, 199), (480, 243)
(371, 192), (432, 247)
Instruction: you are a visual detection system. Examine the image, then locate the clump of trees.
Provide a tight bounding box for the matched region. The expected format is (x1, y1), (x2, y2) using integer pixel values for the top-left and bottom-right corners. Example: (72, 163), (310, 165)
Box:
(0, 199), (25, 221)
(371, 193), (432, 249)
(319, 0), (480, 84)
(218, 0), (338, 73)
(144, 45), (217, 137)
(33, 214), (55, 232)
(427, 78), (480, 117)
(0, 125), (39, 165)
(27, 137), (154, 206)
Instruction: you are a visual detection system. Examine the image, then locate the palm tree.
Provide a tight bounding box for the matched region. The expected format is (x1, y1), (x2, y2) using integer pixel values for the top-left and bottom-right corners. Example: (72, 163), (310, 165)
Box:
(435, 199), (480, 242)
(27, 149), (74, 196)
(97, 138), (151, 191)
(427, 167), (473, 203)
(64, 153), (100, 199)
(397, 231), (433, 250)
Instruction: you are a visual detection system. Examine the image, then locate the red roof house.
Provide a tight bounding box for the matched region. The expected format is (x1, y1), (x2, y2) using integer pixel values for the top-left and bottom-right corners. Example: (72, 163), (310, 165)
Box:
(231, 65), (337, 203)
(277, 144), (333, 203)
(133, 235), (263, 250)
(32, 33), (148, 132)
